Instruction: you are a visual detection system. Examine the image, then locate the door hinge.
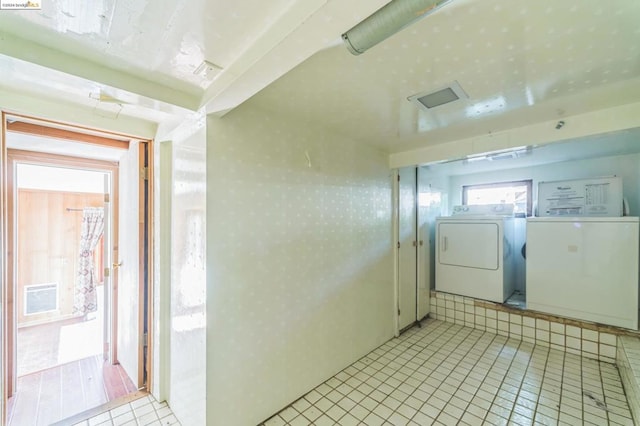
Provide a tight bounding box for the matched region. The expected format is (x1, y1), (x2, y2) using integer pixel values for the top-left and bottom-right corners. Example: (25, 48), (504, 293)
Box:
(141, 166), (149, 181)
(104, 267), (110, 277)
(398, 308), (401, 316)
(397, 242), (400, 249)
(104, 193), (110, 203)
(142, 332), (148, 348)
(397, 174), (400, 182)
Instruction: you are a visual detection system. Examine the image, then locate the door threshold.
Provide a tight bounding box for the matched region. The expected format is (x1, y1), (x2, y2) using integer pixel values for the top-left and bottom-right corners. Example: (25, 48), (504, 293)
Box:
(49, 390), (148, 426)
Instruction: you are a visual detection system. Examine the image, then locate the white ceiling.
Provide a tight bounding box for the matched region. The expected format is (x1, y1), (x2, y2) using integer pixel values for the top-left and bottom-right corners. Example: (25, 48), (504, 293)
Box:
(246, 0), (640, 152)
(0, 0), (639, 155)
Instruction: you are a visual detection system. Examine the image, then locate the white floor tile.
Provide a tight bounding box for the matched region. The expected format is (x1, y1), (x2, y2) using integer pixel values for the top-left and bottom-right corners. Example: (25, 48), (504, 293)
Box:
(73, 319), (633, 426)
(263, 319), (636, 426)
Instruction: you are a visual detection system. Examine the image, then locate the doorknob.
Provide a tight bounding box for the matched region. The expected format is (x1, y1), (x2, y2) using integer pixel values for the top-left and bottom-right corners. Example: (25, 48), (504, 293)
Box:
(419, 240), (424, 246)
(113, 261), (123, 269)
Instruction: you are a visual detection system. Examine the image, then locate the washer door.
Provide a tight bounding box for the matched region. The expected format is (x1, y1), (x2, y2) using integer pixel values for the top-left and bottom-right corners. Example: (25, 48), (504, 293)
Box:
(437, 222), (499, 270)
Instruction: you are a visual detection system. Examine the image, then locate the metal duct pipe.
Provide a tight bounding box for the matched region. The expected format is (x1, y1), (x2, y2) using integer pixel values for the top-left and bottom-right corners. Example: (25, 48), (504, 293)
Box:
(341, 0), (452, 55)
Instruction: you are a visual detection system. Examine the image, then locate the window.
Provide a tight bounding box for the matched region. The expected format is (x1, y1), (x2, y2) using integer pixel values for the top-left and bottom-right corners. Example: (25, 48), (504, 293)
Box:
(462, 179), (532, 216)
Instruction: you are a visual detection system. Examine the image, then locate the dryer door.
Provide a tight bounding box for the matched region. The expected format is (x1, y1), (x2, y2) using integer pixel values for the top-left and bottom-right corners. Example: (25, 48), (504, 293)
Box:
(438, 222), (499, 270)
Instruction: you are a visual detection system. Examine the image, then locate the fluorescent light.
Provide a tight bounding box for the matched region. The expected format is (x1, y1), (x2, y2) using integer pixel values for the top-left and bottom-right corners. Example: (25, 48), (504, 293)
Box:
(464, 155), (488, 163)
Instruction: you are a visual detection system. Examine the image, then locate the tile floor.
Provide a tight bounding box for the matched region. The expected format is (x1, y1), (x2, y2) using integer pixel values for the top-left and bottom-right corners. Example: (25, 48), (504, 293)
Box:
(69, 395), (181, 426)
(262, 319), (635, 426)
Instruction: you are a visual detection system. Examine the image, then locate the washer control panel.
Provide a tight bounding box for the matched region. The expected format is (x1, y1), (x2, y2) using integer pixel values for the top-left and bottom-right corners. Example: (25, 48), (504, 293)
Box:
(451, 204), (515, 216)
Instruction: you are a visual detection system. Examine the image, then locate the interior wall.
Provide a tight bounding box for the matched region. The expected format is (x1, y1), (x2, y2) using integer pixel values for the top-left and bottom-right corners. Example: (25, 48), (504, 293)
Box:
(16, 189), (103, 326)
(206, 104), (395, 425)
(151, 140), (171, 402)
(166, 120), (207, 424)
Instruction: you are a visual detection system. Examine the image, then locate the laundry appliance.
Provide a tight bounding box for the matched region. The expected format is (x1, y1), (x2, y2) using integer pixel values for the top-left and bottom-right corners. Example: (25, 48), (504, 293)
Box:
(435, 204), (520, 303)
(526, 216), (639, 329)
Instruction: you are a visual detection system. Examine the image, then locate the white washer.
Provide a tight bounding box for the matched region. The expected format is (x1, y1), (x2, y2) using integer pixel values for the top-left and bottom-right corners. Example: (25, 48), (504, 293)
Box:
(435, 205), (518, 303)
(526, 216), (639, 329)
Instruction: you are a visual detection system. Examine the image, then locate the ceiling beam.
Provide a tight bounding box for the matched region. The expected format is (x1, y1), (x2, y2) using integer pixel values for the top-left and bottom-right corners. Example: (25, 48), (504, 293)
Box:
(0, 31), (200, 111)
(389, 102), (640, 168)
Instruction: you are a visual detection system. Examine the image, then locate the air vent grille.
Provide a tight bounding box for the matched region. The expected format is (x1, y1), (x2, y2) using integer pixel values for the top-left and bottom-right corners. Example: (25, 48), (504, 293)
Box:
(408, 81), (468, 110)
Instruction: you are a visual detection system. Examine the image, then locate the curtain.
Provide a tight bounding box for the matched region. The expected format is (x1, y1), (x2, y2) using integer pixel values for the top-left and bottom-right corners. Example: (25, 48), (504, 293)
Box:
(73, 207), (105, 315)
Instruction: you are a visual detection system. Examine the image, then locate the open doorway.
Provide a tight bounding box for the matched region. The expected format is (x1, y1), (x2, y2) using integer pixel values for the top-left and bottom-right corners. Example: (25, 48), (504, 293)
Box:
(1, 115), (153, 425)
(15, 162), (107, 375)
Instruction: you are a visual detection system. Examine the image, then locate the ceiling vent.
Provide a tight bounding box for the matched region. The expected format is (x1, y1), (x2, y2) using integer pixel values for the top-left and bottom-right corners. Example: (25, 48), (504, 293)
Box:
(408, 81), (468, 110)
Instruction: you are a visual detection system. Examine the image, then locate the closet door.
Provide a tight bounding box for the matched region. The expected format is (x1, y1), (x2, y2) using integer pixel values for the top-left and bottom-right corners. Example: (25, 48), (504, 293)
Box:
(397, 167), (417, 331)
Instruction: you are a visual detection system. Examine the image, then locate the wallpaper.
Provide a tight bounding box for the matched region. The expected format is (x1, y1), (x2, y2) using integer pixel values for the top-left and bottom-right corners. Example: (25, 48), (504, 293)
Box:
(160, 117), (207, 425)
(206, 103), (395, 425)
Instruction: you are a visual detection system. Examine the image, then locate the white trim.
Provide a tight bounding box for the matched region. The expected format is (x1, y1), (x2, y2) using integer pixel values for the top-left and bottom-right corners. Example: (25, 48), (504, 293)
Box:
(392, 169), (400, 337)
(156, 141), (172, 402)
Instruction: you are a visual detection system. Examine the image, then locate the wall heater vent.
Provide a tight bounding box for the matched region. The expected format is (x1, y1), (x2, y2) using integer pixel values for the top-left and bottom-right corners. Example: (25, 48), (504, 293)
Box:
(25, 282), (58, 315)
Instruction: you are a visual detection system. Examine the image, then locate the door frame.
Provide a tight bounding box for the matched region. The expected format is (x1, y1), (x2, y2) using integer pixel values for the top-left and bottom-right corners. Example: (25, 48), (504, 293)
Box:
(392, 169), (400, 337)
(393, 167), (420, 335)
(0, 112), (154, 423)
(416, 166), (431, 322)
(5, 148), (120, 398)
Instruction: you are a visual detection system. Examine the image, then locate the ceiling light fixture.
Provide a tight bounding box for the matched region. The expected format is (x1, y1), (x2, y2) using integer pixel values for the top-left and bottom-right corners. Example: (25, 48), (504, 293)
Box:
(341, 0), (452, 55)
(463, 147), (532, 164)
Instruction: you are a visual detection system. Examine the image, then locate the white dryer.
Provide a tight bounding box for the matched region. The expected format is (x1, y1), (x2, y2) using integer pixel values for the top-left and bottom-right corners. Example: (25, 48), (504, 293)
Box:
(435, 204), (518, 303)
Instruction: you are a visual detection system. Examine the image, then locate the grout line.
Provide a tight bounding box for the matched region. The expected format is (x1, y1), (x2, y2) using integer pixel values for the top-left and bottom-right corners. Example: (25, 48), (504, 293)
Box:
(50, 390), (149, 426)
(267, 319), (635, 426)
(327, 320), (459, 423)
(530, 344), (552, 424)
(504, 340), (537, 424)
